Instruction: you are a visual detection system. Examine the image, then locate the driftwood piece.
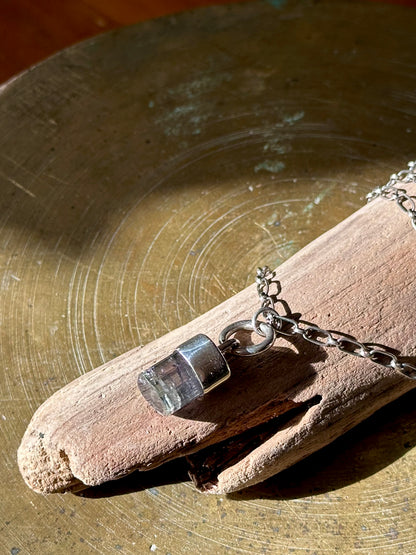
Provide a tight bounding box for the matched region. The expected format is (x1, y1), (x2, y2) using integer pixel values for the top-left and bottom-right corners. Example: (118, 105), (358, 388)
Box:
(18, 183), (416, 494)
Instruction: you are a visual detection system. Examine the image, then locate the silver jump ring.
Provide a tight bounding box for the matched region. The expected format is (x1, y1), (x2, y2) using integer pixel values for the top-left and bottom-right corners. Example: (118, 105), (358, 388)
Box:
(251, 307), (280, 336)
(219, 319), (275, 356)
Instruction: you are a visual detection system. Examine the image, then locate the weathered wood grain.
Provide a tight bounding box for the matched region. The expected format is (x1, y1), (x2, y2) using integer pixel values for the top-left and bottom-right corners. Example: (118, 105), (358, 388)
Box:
(18, 182), (416, 494)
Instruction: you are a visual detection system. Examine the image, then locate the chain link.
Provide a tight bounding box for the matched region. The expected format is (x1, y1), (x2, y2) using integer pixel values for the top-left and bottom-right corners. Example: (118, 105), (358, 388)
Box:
(366, 160), (416, 230)
(253, 268), (416, 379)
(225, 163), (416, 380)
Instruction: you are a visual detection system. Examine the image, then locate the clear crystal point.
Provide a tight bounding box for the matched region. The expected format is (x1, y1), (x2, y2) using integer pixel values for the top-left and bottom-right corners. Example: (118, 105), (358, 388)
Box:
(138, 334), (230, 415)
(138, 351), (204, 416)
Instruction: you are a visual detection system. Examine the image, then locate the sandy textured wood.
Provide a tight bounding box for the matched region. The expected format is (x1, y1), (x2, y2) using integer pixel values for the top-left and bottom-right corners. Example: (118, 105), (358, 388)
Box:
(18, 182), (416, 494)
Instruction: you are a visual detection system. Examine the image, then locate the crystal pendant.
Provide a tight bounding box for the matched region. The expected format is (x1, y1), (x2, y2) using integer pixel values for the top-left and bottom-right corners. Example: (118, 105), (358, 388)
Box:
(137, 334), (230, 415)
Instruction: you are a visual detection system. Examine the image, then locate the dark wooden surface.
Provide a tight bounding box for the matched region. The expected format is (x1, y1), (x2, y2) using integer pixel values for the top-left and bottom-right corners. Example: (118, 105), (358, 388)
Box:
(1, 0), (416, 83)
(0, 0), (248, 83)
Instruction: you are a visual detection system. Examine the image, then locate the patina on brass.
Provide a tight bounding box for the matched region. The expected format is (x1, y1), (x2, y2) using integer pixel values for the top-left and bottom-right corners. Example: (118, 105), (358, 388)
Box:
(1, 1), (416, 552)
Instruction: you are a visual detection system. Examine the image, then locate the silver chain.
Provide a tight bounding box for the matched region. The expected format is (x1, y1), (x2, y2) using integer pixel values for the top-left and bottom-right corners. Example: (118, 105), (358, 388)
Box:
(220, 162), (416, 379)
(254, 266), (416, 379)
(366, 160), (416, 230)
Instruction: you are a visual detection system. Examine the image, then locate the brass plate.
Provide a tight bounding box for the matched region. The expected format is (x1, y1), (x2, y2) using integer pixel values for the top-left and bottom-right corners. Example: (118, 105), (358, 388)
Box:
(1, 1), (416, 552)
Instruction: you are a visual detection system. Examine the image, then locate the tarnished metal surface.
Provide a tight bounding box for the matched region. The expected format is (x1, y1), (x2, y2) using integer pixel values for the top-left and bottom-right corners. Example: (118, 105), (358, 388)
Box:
(1, 0), (416, 552)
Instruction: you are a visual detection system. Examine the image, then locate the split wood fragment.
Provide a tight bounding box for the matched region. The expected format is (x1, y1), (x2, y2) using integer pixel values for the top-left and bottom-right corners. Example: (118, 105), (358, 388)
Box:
(18, 183), (416, 494)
